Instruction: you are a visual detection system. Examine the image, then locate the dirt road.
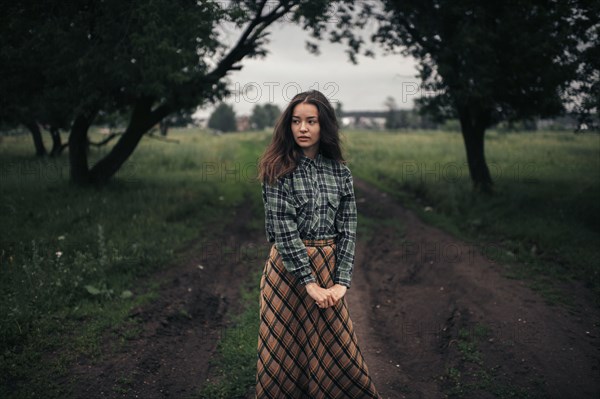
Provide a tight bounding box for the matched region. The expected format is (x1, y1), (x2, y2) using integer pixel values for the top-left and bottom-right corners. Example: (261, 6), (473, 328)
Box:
(349, 178), (600, 398)
(69, 178), (600, 398)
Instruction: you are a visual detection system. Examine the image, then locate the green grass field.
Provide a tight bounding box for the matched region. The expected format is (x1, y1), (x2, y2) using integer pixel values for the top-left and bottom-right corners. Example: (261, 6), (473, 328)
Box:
(1, 127), (598, 397)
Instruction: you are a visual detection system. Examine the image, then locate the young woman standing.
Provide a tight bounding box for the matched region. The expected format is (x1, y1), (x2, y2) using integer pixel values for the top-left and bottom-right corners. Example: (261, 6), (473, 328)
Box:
(256, 90), (381, 398)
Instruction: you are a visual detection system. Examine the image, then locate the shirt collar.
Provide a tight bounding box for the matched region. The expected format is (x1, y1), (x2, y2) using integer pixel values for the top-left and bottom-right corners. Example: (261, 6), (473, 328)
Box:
(298, 152), (323, 170)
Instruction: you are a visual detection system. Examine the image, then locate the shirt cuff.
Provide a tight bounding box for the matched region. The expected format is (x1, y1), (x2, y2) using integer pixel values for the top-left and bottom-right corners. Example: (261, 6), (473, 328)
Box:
(298, 272), (317, 286)
(333, 269), (352, 288)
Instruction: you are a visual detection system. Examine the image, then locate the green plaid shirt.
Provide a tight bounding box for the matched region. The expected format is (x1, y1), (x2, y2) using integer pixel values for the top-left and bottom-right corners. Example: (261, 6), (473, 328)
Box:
(261, 152), (357, 288)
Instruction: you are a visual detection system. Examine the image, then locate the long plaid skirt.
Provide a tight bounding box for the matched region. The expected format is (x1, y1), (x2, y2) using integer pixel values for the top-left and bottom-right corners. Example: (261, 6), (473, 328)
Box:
(256, 238), (381, 398)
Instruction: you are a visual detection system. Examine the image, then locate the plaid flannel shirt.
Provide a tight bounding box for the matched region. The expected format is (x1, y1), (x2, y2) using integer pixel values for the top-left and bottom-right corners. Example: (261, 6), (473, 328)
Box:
(262, 152), (357, 288)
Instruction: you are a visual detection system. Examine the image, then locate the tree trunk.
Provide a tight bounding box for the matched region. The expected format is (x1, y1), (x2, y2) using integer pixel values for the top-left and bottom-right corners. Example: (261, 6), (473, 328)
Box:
(69, 110), (97, 186)
(67, 98), (171, 186)
(159, 120), (169, 136)
(22, 117), (47, 157)
(49, 126), (63, 156)
(457, 105), (494, 193)
(89, 97), (160, 185)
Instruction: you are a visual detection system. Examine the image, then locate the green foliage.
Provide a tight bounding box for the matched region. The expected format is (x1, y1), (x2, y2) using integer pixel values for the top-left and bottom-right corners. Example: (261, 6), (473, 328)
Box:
(250, 103), (281, 130)
(384, 96), (402, 129)
(335, 102), (344, 122)
(457, 327), (485, 365)
(0, 1), (222, 125)
(209, 103), (237, 132)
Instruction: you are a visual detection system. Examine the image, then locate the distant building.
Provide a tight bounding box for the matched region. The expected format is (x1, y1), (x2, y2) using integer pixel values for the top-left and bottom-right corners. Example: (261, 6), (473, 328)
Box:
(341, 111), (388, 130)
(236, 115), (251, 132)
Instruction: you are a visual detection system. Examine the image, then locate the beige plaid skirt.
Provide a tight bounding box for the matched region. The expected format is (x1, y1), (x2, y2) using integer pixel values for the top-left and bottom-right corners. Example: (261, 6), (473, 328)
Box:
(256, 238), (381, 398)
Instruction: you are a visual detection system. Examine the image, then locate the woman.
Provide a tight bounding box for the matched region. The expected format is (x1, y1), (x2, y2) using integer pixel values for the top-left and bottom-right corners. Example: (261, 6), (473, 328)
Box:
(256, 90), (381, 398)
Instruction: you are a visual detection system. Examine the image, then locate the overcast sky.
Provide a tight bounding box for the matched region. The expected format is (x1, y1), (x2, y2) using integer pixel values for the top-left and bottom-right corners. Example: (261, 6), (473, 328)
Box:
(195, 20), (420, 118)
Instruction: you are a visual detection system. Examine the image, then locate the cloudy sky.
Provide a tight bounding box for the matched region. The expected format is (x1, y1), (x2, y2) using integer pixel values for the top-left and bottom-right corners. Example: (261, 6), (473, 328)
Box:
(195, 19), (420, 118)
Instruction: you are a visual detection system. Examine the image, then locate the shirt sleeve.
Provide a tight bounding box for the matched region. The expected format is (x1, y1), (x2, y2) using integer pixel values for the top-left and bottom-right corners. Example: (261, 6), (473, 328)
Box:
(333, 170), (357, 288)
(262, 178), (317, 286)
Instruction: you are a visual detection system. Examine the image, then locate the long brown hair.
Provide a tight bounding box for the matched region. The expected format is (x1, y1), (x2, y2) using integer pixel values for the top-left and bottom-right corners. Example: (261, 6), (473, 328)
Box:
(257, 90), (346, 186)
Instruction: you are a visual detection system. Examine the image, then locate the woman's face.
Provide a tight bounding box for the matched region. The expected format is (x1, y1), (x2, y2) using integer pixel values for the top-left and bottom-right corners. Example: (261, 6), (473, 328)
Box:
(291, 102), (320, 157)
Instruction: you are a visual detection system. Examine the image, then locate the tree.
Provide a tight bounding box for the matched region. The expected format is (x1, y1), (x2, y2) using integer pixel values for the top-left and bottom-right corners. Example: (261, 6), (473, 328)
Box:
(384, 96), (402, 129)
(335, 102), (344, 122)
(0, 2), (89, 158)
(208, 103), (237, 132)
(263, 104), (281, 128)
(2, 1), (336, 185)
(251, 103), (281, 130)
(305, 0), (598, 193)
(565, 5), (600, 130)
(250, 104), (268, 130)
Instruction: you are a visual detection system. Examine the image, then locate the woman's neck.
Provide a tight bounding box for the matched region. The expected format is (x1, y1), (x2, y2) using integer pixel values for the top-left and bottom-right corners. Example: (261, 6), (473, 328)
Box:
(302, 147), (319, 159)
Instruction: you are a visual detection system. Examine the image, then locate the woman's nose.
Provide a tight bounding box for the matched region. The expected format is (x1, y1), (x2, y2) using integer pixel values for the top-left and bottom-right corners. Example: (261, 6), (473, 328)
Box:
(300, 122), (308, 131)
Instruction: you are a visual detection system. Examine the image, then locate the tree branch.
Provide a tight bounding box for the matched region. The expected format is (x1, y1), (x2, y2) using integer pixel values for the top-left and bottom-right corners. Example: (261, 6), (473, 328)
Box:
(89, 131), (122, 147)
(208, 1), (295, 80)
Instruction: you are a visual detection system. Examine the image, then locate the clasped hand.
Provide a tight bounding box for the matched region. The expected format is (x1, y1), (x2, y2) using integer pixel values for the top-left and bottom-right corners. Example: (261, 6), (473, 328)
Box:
(305, 283), (347, 309)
